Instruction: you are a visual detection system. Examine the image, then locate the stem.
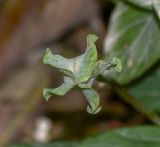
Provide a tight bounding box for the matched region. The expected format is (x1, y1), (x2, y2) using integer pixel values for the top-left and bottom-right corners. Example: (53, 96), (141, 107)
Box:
(98, 76), (160, 125)
(114, 84), (160, 125)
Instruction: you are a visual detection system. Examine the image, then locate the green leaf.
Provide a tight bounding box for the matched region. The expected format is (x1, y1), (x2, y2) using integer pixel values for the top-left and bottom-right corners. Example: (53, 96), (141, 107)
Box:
(104, 2), (160, 84)
(8, 142), (78, 147)
(80, 126), (160, 147)
(124, 0), (160, 18)
(43, 76), (75, 101)
(153, 0), (160, 20)
(128, 63), (160, 112)
(124, 0), (152, 10)
(8, 126), (160, 147)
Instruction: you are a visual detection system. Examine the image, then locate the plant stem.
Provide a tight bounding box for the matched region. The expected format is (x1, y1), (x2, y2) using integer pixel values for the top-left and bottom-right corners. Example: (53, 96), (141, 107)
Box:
(98, 76), (160, 125)
(114, 84), (160, 125)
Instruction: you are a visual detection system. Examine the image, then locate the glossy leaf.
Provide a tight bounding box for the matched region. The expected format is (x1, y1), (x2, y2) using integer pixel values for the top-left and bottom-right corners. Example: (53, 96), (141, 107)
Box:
(124, 0), (160, 19)
(104, 2), (160, 84)
(153, 0), (160, 20)
(80, 126), (160, 147)
(8, 142), (78, 147)
(128, 63), (160, 112)
(8, 126), (160, 147)
(124, 0), (152, 10)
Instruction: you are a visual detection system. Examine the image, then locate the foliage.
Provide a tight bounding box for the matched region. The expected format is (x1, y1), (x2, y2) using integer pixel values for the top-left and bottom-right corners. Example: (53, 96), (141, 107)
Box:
(8, 126), (160, 147)
(103, 0), (160, 121)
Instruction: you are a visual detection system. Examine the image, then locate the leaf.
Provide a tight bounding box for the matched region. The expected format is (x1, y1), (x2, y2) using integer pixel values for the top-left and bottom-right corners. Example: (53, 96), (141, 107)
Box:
(80, 125), (160, 147)
(124, 0), (152, 10)
(8, 142), (78, 147)
(128, 63), (160, 112)
(124, 0), (160, 19)
(8, 126), (160, 147)
(43, 76), (75, 101)
(104, 2), (160, 84)
(152, 0), (160, 20)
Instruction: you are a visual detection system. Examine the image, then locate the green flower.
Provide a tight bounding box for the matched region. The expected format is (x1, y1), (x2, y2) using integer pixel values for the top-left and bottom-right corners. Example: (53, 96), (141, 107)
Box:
(43, 34), (122, 114)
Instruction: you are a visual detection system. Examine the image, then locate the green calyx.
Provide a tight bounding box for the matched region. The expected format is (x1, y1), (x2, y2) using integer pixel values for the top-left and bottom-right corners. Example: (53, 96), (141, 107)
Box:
(43, 34), (122, 114)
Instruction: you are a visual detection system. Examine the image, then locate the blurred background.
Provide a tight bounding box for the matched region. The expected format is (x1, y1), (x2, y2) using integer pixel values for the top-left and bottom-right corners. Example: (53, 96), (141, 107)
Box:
(0, 0), (149, 146)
